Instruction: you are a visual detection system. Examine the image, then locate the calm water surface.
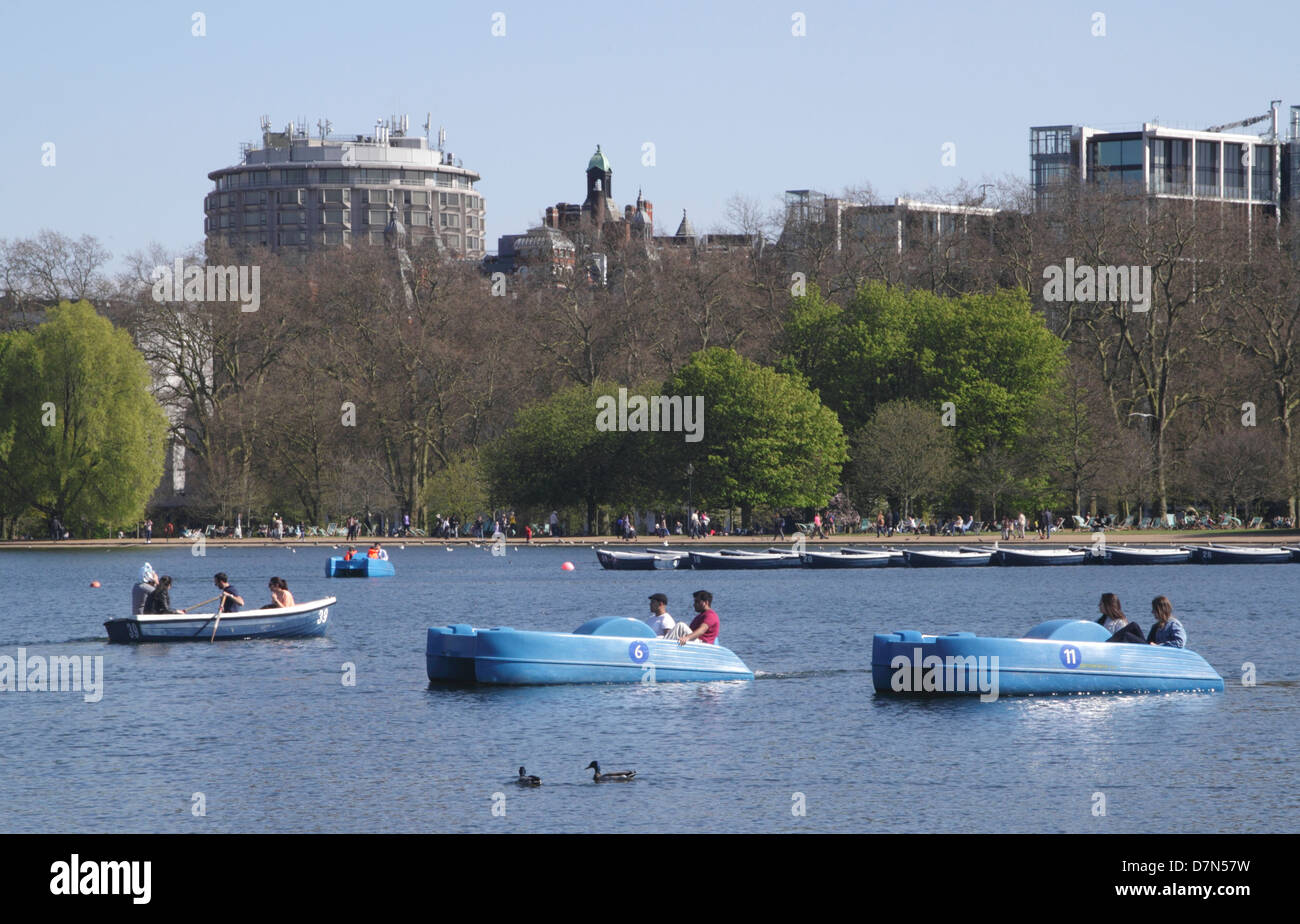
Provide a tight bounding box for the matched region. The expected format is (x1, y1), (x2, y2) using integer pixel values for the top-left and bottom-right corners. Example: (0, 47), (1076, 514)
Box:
(1, 543), (1296, 832)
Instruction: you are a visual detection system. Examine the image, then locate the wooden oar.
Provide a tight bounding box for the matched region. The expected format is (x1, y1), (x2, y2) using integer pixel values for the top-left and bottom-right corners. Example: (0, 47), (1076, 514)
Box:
(178, 595), (225, 639)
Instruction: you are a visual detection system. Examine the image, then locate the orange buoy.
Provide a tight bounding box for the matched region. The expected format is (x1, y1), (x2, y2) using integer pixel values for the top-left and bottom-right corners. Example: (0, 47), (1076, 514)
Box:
(561, 561), (575, 571)
(90, 581), (101, 588)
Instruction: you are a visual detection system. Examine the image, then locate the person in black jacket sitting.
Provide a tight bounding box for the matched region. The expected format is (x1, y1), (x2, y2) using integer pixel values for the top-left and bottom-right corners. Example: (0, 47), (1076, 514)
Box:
(143, 575), (186, 615)
(1096, 592), (1143, 643)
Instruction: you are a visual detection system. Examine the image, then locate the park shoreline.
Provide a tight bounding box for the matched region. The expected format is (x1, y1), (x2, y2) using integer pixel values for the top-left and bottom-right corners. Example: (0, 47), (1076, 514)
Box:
(3, 530), (1298, 551)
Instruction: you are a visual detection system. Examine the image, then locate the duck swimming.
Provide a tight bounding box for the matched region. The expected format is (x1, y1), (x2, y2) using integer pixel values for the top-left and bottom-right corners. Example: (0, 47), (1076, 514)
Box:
(516, 766), (541, 786)
(586, 761), (636, 782)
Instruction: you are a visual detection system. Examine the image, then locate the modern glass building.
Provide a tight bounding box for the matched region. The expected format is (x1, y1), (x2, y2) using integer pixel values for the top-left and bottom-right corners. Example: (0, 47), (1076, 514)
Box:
(205, 117), (484, 255)
(1031, 102), (1300, 223)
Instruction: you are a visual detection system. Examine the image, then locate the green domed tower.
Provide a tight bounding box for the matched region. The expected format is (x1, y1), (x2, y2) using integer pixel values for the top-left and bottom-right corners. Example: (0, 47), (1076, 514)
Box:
(584, 145), (619, 226)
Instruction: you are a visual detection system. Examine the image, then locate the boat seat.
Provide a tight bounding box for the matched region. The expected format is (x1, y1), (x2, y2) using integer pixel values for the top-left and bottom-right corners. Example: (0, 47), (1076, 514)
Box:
(890, 630), (925, 642)
(572, 616), (656, 638)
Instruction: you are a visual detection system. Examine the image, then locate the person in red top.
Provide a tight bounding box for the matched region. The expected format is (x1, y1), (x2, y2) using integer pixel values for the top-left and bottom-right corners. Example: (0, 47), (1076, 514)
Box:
(679, 589), (720, 645)
(343, 547), (357, 561)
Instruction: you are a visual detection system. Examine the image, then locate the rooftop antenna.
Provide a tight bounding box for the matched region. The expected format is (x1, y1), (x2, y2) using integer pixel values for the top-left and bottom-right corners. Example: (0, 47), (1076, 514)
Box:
(259, 114), (271, 133)
(317, 118), (332, 140)
(423, 112), (432, 144)
(438, 126), (446, 152)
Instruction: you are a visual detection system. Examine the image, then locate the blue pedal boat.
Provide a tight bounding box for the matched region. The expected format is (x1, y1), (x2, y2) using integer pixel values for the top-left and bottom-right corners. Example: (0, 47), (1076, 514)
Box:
(427, 616), (754, 684)
(105, 597), (335, 643)
(326, 556), (394, 577)
(872, 619), (1223, 696)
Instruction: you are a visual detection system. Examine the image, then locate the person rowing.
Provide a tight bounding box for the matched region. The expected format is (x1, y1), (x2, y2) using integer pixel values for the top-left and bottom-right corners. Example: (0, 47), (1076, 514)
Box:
(214, 572), (244, 613)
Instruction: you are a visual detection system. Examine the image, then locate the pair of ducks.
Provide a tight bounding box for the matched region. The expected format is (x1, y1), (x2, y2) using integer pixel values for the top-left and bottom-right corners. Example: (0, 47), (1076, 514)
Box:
(516, 762), (637, 785)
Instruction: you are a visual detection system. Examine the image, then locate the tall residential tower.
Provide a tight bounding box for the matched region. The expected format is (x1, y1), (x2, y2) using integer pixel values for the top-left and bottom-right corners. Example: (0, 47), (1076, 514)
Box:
(205, 116), (484, 255)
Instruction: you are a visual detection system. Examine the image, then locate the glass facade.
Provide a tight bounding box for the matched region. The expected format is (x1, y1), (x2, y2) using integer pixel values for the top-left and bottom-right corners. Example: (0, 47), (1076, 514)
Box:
(1150, 138), (1190, 195)
(1224, 143), (1246, 198)
(1252, 147), (1273, 200)
(1088, 136), (1144, 187)
(1195, 140), (1219, 196)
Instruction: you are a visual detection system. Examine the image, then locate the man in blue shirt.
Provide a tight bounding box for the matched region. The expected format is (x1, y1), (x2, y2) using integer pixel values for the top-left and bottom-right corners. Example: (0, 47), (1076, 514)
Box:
(214, 572), (244, 613)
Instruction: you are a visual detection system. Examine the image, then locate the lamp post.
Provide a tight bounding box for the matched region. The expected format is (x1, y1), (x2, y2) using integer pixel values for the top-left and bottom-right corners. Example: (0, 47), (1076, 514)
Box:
(687, 463), (694, 538)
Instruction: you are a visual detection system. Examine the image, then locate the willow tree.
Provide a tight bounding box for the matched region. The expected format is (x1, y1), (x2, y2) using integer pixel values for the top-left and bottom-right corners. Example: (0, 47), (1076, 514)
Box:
(0, 301), (167, 534)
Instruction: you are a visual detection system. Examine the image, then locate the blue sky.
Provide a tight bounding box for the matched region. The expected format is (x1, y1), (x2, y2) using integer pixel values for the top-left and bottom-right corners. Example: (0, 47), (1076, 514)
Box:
(1, 0), (1295, 265)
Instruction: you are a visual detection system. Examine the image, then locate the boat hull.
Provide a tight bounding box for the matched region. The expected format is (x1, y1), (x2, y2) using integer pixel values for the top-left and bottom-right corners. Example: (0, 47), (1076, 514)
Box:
(105, 598), (334, 643)
(801, 550), (891, 568)
(991, 548), (1087, 566)
(1187, 546), (1291, 564)
(688, 551), (802, 569)
(1103, 547), (1193, 565)
(427, 617), (753, 684)
(595, 548), (687, 570)
(902, 550), (991, 568)
(872, 619), (1223, 696)
(326, 556), (394, 577)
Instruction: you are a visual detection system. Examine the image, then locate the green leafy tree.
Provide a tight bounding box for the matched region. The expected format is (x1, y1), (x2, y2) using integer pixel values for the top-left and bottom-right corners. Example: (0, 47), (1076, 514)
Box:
(656, 348), (848, 527)
(0, 301), (167, 534)
(782, 282), (1064, 456)
(849, 399), (955, 518)
(483, 381), (639, 533)
(421, 454), (490, 523)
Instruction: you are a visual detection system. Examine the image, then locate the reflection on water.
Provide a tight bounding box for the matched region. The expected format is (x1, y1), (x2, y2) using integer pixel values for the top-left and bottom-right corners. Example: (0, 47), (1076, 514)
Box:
(0, 545), (1295, 832)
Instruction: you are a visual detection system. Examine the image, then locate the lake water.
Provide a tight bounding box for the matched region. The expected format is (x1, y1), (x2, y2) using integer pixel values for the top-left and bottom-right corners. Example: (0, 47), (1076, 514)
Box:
(1, 544), (1296, 833)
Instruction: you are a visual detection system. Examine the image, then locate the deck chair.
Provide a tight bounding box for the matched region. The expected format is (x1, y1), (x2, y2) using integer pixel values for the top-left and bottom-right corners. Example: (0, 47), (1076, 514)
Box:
(1163, 513), (1177, 529)
(1072, 515), (1088, 530)
(1117, 515), (1134, 529)
(1247, 516), (1263, 529)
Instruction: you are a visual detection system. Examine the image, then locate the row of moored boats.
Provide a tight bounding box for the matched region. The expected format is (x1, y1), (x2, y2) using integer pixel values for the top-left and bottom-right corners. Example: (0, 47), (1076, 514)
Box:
(597, 543), (1300, 570)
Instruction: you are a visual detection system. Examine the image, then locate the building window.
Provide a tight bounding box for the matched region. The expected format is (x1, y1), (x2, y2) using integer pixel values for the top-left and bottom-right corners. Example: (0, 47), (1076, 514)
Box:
(367, 209), (388, 226)
(1224, 143), (1246, 198)
(440, 213), (460, 228)
(1150, 139), (1189, 195)
(1195, 141), (1219, 197)
(1252, 147), (1273, 200)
